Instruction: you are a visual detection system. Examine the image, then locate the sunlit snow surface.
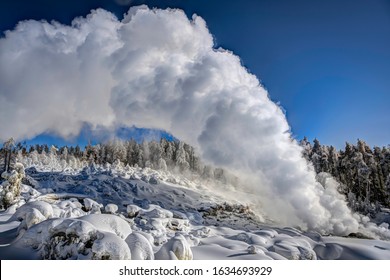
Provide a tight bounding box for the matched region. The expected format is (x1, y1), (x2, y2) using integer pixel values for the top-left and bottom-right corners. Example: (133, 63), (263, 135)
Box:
(1, 165), (390, 260)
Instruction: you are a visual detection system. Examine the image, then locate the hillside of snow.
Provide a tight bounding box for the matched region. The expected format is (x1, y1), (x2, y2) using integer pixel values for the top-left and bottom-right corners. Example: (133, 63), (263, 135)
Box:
(1, 164), (390, 260)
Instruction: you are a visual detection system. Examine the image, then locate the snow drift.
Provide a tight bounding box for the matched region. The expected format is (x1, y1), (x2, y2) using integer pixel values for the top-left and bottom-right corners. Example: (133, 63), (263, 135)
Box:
(0, 6), (364, 234)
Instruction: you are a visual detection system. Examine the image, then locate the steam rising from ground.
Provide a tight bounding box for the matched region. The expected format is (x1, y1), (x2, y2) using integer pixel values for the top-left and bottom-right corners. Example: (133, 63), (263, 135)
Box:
(0, 6), (367, 235)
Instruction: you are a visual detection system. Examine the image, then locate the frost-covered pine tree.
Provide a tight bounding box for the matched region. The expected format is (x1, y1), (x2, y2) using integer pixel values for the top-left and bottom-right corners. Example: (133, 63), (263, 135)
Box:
(328, 146), (339, 178)
(385, 174), (390, 205)
(310, 139), (330, 173)
(158, 158), (168, 171)
(149, 141), (162, 169)
(175, 141), (190, 172)
(301, 138), (390, 211)
(163, 140), (176, 167)
(113, 139), (127, 164)
(60, 146), (68, 162)
(0, 162), (25, 209)
(1, 138), (15, 173)
(49, 145), (60, 170)
(99, 144), (106, 165)
(299, 137), (312, 162)
(135, 143), (144, 167)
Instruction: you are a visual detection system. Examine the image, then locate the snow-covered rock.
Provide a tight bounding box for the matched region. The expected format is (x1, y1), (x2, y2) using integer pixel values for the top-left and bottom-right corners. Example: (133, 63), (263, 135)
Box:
(105, 204), (118, 214)
(125, 232), (154, 260)
(11, 200), (54, 232)
(155, 234), (193, 260)
(91, 232), (131, 260)
(127, 204), (141, 218)
(17, 216), (132, 260)
(78, 214), (132, 239)
(83, 198), (102, 213)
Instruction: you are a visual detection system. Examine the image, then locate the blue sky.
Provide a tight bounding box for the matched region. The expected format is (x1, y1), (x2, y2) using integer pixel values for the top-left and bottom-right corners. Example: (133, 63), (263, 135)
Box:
(1, 0), (389, 149)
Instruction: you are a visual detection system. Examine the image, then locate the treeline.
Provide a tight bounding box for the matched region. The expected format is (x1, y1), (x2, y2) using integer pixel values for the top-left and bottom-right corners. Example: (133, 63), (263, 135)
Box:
(301, 137), (390, 213)
(3, 136), (390, 214)
(1, 138), (232, 183)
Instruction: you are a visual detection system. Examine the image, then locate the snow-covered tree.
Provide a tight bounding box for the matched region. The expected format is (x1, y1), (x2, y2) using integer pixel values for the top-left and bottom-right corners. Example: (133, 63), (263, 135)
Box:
(0, 162), (25, 209)
(301, 138), (390, 213)
(1, 138), (15, 173)
(299, 137), (312, 162)
(175, 141), (190, 172)
(149, 141), (162, 169)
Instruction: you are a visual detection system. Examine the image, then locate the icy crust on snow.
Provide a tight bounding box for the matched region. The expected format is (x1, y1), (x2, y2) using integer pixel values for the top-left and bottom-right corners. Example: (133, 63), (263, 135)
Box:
(1, 166), (390, 260)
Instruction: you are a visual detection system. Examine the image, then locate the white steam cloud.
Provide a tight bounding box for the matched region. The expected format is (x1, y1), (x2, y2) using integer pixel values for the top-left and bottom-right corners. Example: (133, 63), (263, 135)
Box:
(0, 6), (369, 235)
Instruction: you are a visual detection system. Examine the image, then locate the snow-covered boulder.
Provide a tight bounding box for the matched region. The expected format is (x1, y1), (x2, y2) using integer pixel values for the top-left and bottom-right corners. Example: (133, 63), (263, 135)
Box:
(105, 203), (118, 214)
(10, 200), (54, 231)
(24, 208), (46, 229)
(270, 238), (317, 260)
(155, 234), (193, 260)
(247, 245), (257, 254)
(13, 200), (54, 220)
(78, 214), (132, 239)
(125, 232), (154, 260)
(18, 216), (132, 260)
(127, 204), (141, 218)
(91, 232), (131, 260)
(83, 198), (102, 213)
(65, 220), (97, 243)
(55, 200), (86, 218)
(140, 206), (173, 219)
(149, 176), (159, 185)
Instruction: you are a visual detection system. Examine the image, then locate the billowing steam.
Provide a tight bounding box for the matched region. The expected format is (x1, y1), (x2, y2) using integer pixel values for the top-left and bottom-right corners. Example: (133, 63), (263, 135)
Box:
(0, 6), (373, 235)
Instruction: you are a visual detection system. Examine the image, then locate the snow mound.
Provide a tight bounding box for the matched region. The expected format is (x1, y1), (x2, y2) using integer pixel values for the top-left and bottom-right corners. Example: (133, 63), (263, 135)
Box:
(78, 214), (132, 239)
(91, 231), (131, 260)
(16, 215), (132, 260)
(13, 201), (54, 221)
(83, 198), (102, 213)
(155, 234), (193, 260)
(125, 232), (154, 260)
(126, 204), (141, 218)
(270, 238), (317, 260)
(11, 201), (54, 231)
(105, 204), (118, 214)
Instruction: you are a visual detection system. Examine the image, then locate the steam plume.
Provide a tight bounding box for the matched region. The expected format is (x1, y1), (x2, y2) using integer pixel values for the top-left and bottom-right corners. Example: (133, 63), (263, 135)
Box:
(0, 6), (366, 234)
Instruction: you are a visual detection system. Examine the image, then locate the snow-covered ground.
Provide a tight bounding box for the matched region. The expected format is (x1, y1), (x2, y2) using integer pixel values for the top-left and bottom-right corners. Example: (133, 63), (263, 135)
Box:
(1, 165), (390, 260)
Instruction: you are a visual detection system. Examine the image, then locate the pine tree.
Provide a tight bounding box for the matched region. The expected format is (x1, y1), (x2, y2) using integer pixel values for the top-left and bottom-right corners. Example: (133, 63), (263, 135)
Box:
(300, 137), (312, 162)
(175, 141), (190, 172)
(2, 138), (15, 173)
(149, 141), (162, 169)
(301, 138), (390, 211)
(328, 146), (339, 178)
